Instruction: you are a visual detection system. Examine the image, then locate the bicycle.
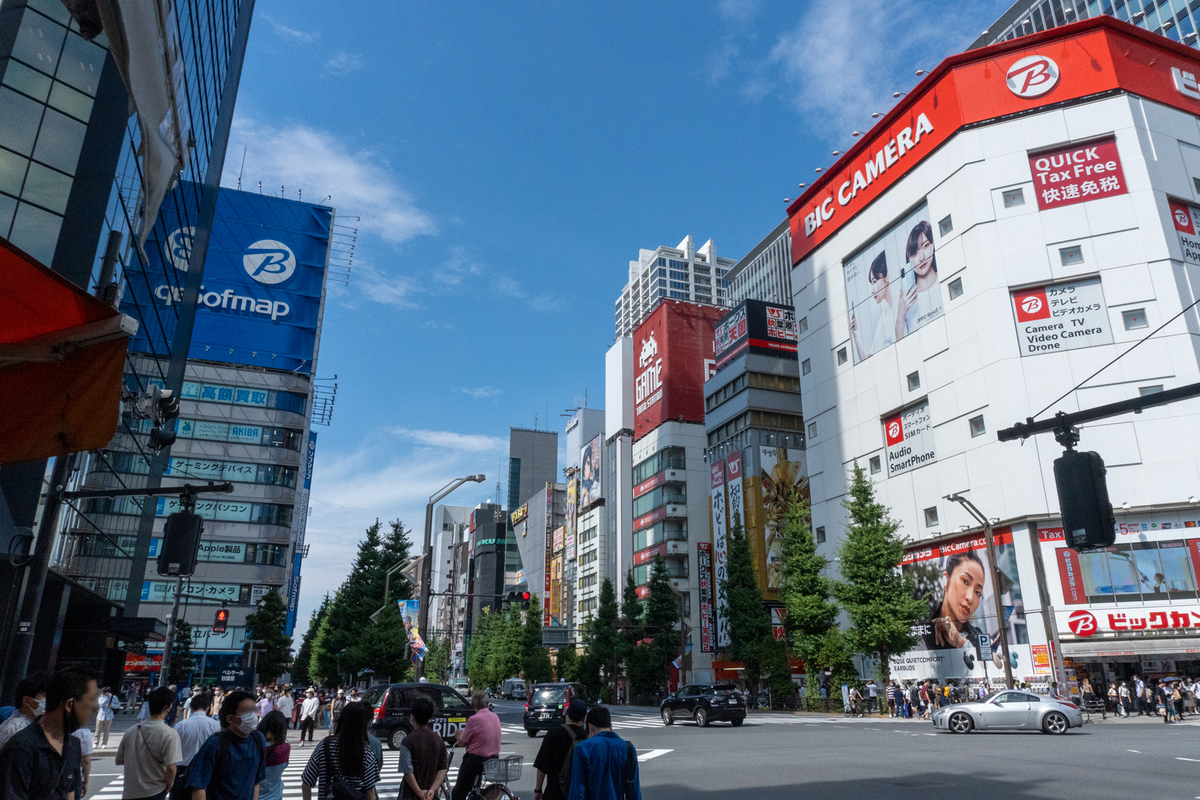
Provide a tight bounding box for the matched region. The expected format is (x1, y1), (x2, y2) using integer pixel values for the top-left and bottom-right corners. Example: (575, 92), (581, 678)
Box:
(437, 742), (522, 800)
(1081, 697), (1107, 723)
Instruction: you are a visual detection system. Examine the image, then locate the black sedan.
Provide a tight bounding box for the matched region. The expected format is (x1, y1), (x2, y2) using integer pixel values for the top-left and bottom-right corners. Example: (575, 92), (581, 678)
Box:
(660, 684), (746, 727)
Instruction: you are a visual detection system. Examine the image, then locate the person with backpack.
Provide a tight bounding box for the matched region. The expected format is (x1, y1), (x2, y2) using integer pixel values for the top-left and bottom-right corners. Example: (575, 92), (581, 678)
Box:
(116, 686), (182, 800)
(185, 690), (266, 800)
(533, 699), (588, 800)
(300, 698), (379, 800)
(568, 705), (640, 800)
(398, 697), (447, 800)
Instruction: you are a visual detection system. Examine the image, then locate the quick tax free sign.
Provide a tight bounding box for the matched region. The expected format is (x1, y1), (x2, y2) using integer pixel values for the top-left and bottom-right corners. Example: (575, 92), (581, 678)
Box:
(1011, 277), (1113, 356)
(1029, 137), (1127, 210)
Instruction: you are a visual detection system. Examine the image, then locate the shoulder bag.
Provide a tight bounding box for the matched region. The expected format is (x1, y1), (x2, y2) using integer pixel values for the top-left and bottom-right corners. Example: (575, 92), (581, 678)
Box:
(322, 737), (367, 800)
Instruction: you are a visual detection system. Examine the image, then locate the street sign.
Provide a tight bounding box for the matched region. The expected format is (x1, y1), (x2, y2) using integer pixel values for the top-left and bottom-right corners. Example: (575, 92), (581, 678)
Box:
(979, 633), (993, 661)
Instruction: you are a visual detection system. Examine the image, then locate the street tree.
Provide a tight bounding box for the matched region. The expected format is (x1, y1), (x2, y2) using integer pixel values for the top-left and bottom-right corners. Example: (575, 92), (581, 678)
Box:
(585, 578), (620, 699)
(555, 644), (580, 682)
(292, 595), (329, 687)
(629, 555), (678, 697)
(720, 513), (772, 697)
(520, 594), (553, 685)
(777, 494), (838, 707)
(832, 462), (925, 682)
(168, 620), (194, 685)
(467, 608), (497, 689)
(425, 637), (451, 683)
(244, 588), (293, 684)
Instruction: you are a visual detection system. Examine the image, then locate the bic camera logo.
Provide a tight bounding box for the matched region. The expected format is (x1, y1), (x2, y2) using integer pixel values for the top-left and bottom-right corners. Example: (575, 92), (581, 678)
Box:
(1021, 295), (1043, 316)
(1006, 55), (1060, 99)
(1067, 610), (1098, 637)
(164, 229), (297, 285)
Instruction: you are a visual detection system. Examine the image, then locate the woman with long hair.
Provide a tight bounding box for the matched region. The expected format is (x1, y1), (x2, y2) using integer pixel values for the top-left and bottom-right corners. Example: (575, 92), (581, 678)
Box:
(922, 551), (987, 659)
(300, 699), (379, 800)
(850, 250), (898, 361)
(896, 218), (943, 337)
(257, 710), (291, 800)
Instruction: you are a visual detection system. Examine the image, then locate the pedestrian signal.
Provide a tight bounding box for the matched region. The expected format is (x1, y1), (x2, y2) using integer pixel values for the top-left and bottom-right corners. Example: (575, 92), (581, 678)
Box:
(521, 591), (531, 610)
(214, 606), (229, 634)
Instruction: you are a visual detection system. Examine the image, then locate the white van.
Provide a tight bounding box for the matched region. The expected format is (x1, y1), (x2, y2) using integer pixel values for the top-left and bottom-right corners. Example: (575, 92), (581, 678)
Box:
(501, 678), (527, 700)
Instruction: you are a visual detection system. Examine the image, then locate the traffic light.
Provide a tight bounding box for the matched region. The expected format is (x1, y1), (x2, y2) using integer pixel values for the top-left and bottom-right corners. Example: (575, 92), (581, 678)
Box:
(521, 591), (531, 610)
(1054, 449), (1116, 549)
(214, 605), (229, 634)
(503, 591), (518, 610)
(147, 385), (180, 450)
(157, 511), (203, 576)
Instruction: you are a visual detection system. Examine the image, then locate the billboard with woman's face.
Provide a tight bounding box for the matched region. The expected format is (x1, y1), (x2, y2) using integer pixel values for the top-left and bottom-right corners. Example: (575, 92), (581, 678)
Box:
(844, 203), (943, 364)
(891, 529), (1032, 681)
(580, 434), (602, 507)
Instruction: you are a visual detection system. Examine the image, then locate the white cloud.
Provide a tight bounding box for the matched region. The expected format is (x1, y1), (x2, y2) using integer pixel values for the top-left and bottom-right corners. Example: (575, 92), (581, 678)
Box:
(263, 15), (317, 42)
(459, 386), (503, 399)
(224, 116), (436, 246)
(325, 50), (365, 75)
(717, 0), (761, 24)
(388, 427), (507, 452)
(353, 261), (420, 308)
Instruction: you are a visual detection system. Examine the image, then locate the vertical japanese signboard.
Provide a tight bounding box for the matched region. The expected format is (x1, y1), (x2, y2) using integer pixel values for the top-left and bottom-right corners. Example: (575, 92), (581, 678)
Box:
(1010, 277), (1112, 356)
(566, 479), (577, 561)
(1169, 197), (1200, 265)
(544, 483), (553, 626)
(710, 459), (731, 648)
(698, 542), (714, 652)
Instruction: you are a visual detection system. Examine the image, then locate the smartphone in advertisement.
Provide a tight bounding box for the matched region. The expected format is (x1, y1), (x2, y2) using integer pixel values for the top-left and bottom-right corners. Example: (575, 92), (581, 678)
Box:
(900, 266), (916, 296)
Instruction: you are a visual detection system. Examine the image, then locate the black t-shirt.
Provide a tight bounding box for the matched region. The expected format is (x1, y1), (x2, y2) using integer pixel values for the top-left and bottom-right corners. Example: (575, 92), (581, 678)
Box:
(0, 720), (82, 800)
(399, 727), (447, 800)
(532, 723), (585, 800)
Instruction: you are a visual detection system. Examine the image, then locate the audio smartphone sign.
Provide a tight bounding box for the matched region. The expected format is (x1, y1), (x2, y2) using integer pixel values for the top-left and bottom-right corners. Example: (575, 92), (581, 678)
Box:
(883, 401), (936, 477)
(1010, 277), (1112, 356)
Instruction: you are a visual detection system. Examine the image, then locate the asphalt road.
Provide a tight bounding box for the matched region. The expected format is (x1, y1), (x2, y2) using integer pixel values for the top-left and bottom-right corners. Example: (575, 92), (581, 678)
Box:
(82, 700), (1200, 799)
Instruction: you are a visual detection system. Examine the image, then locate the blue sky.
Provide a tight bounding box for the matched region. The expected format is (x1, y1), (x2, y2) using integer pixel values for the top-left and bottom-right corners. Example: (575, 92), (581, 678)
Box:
(222, 0), (1012, 642)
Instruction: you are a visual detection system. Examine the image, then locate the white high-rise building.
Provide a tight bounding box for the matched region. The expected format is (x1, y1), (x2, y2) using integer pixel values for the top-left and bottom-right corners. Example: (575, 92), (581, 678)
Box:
(614, 235), (736, 338)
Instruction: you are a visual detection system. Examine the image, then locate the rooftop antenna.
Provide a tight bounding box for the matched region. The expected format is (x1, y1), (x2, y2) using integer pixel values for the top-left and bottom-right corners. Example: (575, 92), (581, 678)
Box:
(298, 188), (302, 202)
(237, 147), (246, 190)
(257, 180), (262, 194)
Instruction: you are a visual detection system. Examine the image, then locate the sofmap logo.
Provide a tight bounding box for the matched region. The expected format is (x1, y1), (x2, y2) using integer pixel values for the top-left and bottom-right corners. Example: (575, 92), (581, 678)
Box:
(165, 227), (196, 272)
(1067, 610), (1098, 637)
(243, 239), (296, 285)
(1006, 55), (1060, 98)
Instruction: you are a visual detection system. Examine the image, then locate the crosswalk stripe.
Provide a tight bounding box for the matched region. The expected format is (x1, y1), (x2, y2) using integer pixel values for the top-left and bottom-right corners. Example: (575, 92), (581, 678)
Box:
(637, 748), (672, 762)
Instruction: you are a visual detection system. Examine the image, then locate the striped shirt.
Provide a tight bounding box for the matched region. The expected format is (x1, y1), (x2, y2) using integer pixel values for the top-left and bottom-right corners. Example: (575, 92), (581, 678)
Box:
(300, 737), (380, 798)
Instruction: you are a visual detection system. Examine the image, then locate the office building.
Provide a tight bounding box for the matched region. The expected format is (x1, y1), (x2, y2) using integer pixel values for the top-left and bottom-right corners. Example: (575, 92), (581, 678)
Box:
(614, 235), (736, 338)
(564, 408), (609, 624)
(787, 17), (1200, 687)
(725, 221), (793, 306)
(973, 0), (1200, 48)
(430, 504), (472, 677)
(511, 485), (570, 640)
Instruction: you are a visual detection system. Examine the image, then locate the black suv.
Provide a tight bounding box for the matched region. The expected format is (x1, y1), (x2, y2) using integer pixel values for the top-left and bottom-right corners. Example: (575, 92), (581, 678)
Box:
(660, 684), (746, 727)
(365, 682), (476, 749)
(523, 682), (586, 737)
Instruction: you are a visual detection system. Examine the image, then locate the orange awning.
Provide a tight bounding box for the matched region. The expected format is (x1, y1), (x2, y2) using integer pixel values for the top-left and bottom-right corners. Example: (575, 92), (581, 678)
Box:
(0, 237), (137, 465)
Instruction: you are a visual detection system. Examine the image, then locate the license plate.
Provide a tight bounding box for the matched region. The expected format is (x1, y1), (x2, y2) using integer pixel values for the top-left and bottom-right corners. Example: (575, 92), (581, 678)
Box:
(539, 713), (550, 719)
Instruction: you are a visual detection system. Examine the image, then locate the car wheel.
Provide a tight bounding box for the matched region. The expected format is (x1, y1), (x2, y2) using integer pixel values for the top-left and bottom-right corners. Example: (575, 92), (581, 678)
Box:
(730, 717), (743, 727)
(1043, 711), (1069, 735)
(661, 708), (674, 725)
(695, 707), (709, 727)
(389, 726), (411, 750)
(948, 712), (973, 734)
(526, 728), (538, 738)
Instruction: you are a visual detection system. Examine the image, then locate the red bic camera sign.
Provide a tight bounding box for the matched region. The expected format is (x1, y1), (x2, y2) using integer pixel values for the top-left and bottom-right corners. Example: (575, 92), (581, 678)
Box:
(1010, 277), (1112, 356)
(1029, 137), (1127, 210)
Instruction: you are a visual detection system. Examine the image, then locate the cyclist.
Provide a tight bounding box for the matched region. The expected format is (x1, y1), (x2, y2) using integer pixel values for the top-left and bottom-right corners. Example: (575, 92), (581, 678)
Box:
(399, 697), (448, 800)
(451, 692), (501, 800)
(848, 686), (863, 716)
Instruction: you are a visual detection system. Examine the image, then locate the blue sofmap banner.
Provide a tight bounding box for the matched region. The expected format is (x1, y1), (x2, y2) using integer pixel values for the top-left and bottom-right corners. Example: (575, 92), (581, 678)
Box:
(127, 184), (333, 374)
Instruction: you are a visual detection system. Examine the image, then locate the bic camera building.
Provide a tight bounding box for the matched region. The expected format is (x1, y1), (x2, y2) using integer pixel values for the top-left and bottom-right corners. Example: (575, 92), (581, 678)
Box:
(787, 17), (1200, 689)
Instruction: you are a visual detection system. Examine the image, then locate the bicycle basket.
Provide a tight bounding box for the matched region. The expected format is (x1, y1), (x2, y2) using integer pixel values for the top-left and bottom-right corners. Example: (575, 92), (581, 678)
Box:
(482, 755), (523, 783)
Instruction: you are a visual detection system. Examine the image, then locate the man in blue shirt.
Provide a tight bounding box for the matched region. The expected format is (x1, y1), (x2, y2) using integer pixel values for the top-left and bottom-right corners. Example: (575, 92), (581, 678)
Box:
(568, 706), (640, 800)
(185, 690), (266, 800)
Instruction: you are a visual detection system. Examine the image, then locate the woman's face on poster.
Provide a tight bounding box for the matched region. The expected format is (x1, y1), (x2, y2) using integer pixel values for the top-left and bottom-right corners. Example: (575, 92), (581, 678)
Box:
(942, 559), (985, 624)
(911, 231), (935, 277)
(868, 270), (889, 303)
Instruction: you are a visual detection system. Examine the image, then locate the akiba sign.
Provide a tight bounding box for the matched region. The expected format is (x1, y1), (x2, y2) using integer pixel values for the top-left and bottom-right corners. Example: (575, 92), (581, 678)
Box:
(126, 184), (333, 374)
(631, 301), (725, 440)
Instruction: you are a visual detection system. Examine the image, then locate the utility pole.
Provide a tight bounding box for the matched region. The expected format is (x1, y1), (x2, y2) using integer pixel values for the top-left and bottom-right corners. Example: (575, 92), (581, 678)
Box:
(946, 494), (1014, 689)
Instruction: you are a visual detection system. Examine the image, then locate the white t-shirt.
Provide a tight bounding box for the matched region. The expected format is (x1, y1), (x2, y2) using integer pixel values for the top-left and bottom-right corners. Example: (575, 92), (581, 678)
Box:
(867, 297), (897, 355)
(276, 695), (294, 717)
(0, 714), (32, 750)
(902, 281), (944, 334)
(74, 728), (94, 756)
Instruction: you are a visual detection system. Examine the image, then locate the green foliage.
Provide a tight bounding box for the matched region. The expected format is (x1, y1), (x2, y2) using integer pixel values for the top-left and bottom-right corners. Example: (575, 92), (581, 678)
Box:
(424, 637), (451, 684)
(762, 636), (797, 705)
(581, 578), (619, 701)
(521, 595), (553, 685)
(309, 519), (414, 684)
(832, 463), (926, 682)
(467, 608), (498, 689)
(719, 513), (772, 692)
(495, 605), (524, 682)
(630, 555), (677, 697)
(818, 628), (861, 696)
(292, 596), (329, 687)
(168, 620), (194, 685)
(777, 493), (837, 671)
(244, 588), (293, 684)
(555, 644), (579, 682)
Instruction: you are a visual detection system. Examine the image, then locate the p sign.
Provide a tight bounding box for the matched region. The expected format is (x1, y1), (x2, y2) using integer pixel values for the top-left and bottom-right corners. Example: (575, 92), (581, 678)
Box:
(1006, 55), (1060, 98)
(978, 633), (993, 660)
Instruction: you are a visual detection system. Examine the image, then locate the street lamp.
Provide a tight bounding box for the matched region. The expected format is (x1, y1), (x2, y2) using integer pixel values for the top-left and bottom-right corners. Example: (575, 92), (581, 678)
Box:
(944, 493), (1015, 689)
(416, 474), (486, 679)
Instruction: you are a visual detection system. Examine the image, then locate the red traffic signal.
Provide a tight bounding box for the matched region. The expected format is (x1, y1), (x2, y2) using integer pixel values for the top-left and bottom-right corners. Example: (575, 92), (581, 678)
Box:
(214, 606), (229, 634)
(520, 591), (531, 609)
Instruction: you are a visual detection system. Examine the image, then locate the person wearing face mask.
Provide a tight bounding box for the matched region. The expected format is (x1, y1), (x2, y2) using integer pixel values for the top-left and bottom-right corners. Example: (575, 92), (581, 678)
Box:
(0, 673), (49, 750)
(117, 687), (183, 800)
(185, 690), (266, 800)
(0, 666), (99, 800)
(256, 690), (275, 719)
(96, 686), (121, 747)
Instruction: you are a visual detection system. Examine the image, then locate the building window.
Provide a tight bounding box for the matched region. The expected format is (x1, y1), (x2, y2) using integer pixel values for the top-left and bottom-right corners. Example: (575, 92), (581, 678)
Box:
(1122, 308), (1148, 330)
(1194, 177), (1200, 195)
(815, 526), (825, 544)
(1139, 385), (1164, 396)
(799, 316), (808, 333)
(836, 347), (847, 365)
(807, 421), (817, 439)
(938, 214), (953, 236)
(969, 415), (986, 438)
(869, 455), (881, 474)
(924, 507), (940, 528)
(1002, 187), (1025, 208)
(948, 276), (963, 300)
(1059, 245), (1084, 267)
(802, 358), (811, 376)
(907, 371), (920, 391)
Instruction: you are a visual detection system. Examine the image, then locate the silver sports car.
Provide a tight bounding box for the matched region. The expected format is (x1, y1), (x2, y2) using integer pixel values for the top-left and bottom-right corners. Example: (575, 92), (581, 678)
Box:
(931, 690), (1084, 734)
